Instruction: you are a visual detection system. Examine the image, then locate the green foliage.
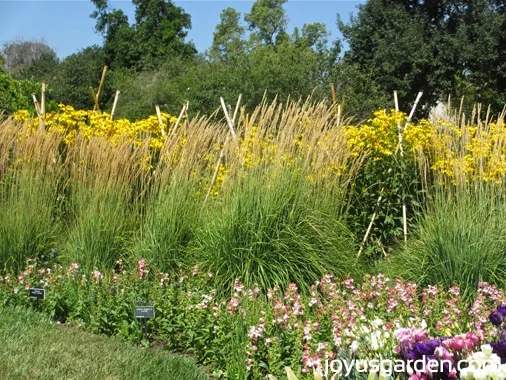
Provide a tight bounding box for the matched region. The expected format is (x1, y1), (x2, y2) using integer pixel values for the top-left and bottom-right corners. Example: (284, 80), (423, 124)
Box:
(0, 69), (39, 115)
(0, 167), (60, 271)
(245, 0), (288, 46)
(15, 51), (60, 83)
(338, 0), (506, 116)
(338, 0), (437, 115)
(208, 7), (246, 62)
(383, 184), (506, 300)
(91, 0), (196, 70)
(192, 166), (359, 292)
(2, 40), (59, 83)
(64, 184), (138, 272)
(132, 173), (203, 270)
(347, 151), (423, 261)
(132, 0), (196, 65)
(107, 60), (188, 119)
(51, 46), (110, 110)
(330, 63), (391, 122)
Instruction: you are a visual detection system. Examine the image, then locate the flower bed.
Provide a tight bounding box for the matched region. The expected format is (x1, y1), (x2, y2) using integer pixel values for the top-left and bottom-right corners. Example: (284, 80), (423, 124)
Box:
(2, 256), (506, 379)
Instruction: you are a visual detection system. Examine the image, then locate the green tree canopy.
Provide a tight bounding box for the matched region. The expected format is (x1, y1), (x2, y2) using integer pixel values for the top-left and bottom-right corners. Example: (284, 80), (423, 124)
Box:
(208, 8), (246, 62)
(245, 0), (288, 46)
(2, 40), (59, 82)
(338, 0), (506, 115)
(0, 68), (39, 115)
(91, 0), (196, 70)
(51, 46), (110, 110)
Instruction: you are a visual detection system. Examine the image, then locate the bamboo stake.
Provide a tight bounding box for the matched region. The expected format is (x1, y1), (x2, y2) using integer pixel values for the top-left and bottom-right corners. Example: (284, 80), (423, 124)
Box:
(94, 65), (108, 111)
(203, 95), (242, 208)
(90, 87), (99, 111)
(155, 104), (164, 123)
(110, 90), (120, 120)
(170, 102), (187, 137)
(32, 94), (41, 117)
(401, 92), (423, 243)
(183, 101), (190, 134)
(154, 105), (166, 136)
(232, 94), (242, 124)
(330, 83), (337, 115)
(220, 97), (237, 139)
(38, 82), (46, 131)
(394, 90), (408, 245)
(404, 91), (423, 131)
(358, 193), (383, 258)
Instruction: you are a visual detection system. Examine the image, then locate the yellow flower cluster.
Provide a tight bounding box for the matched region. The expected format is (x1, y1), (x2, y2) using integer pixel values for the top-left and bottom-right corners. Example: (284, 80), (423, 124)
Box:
(344, 109), (506, 183)
(13, 104), (178, 151)
(11, 104), (506, 190)
(344, 110), (407, 158)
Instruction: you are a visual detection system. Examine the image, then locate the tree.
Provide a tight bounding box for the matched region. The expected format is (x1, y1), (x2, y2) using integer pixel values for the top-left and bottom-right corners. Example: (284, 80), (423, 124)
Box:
(208, 8), (246, 62)
(133, 0), (196, 65)
(0, 67), (39, 115)
(91, 0), (196, 70)
(338, 0), (437, 114)
(3, 40), (59, 82)
(338, 0), (506, 116)
(245, 0), (288, 45)
(51, 46), (110, 110)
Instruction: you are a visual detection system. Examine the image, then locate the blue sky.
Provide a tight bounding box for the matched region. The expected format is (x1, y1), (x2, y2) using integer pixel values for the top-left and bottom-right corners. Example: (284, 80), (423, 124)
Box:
(0, 0), (365, 59)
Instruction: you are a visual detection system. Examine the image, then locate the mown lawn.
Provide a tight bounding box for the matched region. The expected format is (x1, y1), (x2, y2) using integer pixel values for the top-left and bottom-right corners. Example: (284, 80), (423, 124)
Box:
(0, 306), (208, 379)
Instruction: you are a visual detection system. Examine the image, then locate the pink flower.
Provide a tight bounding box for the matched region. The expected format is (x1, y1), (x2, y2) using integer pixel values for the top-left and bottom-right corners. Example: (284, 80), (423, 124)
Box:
(233, 278), (244, 294)
(137, 258), (148, 280)
(66, 262), (80, 278)
(92, 269), (103, 284)
(227, 297), (239, 315)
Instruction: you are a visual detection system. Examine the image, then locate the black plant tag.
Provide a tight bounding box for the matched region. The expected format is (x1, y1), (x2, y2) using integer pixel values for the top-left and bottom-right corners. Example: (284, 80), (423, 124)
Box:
(135, 306), (155, 319)
(29, 288), (45, 300)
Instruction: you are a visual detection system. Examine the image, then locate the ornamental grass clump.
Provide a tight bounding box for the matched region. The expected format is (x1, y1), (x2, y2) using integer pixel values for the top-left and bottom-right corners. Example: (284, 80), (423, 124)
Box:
(192, 164), (359, 293)
(0, 122), (64, 270)
(63, 135), (148, 271)
(383, 183), (506, 300)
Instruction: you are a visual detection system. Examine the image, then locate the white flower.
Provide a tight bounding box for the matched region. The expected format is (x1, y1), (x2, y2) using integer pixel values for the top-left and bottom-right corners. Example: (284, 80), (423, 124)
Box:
(350, 340), (359, 352)
(482, 344), (494, 357)
(370, 332), (380, 351)
(474, 368), (489, 380)
(459, 367), (471, 380)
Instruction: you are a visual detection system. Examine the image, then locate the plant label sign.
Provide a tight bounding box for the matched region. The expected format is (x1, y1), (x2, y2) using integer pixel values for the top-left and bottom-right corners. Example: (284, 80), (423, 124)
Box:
(135, 306), (155, 319)
(29, 288), (45, 300)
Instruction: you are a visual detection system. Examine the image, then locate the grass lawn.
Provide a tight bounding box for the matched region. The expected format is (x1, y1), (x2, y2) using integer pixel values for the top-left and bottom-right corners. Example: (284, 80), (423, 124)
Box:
(0, 306), (208, 379)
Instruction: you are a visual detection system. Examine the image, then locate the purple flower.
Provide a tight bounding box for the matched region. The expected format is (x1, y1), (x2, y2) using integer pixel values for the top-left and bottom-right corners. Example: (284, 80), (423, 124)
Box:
(500, 328), (506, 342)
(498, 305), (506, 317)
(490, 311), (504, 326)
(415, 342), (433, 356)
(492, 341), (506, 364)
(414, 339), (441, 357)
